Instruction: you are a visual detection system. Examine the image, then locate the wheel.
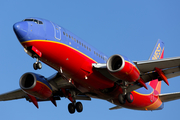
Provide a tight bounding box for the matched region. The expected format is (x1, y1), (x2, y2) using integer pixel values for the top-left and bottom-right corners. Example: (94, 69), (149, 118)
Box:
(33, 62), (42, 70)
(76, 102), (83, 113)
(68, 103), (75, 114)
(126, 92), (134, 103)
(33, 63), (38, 70)
(118, 94), (126, 104)
(37, 62), (42, 69)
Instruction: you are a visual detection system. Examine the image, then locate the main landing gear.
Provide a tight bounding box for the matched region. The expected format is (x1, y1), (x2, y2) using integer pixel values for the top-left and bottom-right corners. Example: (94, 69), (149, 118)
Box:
(33, 58), (42, 70)
(118, 92), (134, 105)
(68, 102), (83, 114)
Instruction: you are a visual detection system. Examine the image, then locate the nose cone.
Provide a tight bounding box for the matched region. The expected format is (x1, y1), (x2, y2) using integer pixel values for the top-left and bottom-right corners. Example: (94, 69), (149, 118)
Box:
(13, 22), (28, 41)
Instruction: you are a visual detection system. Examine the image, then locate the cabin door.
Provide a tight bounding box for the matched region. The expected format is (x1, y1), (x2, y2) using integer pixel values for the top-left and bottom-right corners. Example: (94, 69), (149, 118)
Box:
(51, 22), (61, 40)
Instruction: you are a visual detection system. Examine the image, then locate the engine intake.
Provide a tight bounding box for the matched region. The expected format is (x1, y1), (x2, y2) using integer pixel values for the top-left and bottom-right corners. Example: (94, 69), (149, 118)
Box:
(20, 72), (52, 99)
(107, 54), (140, 82)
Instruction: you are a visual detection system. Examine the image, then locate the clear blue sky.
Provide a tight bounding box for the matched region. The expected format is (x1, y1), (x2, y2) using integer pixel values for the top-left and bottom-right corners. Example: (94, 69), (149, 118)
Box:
(0, 0), (180, 120)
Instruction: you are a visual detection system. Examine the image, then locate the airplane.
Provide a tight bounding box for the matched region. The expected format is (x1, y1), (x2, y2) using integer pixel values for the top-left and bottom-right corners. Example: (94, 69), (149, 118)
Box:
(1, 17), (180, 114)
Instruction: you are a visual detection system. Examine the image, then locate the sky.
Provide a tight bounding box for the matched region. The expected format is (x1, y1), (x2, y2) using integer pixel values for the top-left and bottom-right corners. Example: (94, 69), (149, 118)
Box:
(0, 0), (180, 120)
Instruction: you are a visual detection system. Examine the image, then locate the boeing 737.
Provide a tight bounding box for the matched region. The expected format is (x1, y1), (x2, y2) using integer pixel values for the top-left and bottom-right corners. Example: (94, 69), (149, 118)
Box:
(1, 17), (180, 114)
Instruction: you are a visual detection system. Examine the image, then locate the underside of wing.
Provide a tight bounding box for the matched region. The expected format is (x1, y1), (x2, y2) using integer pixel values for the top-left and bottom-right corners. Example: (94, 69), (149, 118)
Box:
(0, 72), (91, 102)
(93, 56), (180, 92)
(134, 57), (180, 75)
(0, 89), (26, 101)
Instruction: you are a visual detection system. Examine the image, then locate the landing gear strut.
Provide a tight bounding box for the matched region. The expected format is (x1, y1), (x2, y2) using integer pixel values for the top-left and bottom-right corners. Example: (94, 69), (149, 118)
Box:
(33, 58), (42, 70)
(68, 102), (83, 114)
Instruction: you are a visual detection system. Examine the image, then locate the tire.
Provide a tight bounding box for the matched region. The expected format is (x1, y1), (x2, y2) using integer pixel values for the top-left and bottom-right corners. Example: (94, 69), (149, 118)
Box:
(126, 92), (134, 103)
(33, 63), (37, 70)
(118, 94), (126, 104)
(37, 62), (42, 69)
(68, 103), (75, 114)
(76, 102), (83, 113)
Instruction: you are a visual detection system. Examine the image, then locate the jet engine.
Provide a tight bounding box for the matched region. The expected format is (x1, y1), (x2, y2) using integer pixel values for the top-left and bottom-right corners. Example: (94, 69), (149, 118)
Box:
(107, 54), (140, 82)
(19, 72), (52, 99)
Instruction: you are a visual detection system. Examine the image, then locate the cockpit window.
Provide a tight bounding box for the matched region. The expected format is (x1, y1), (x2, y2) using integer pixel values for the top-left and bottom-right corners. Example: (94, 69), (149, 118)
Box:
(24, 19), (33, 21)
(39, 21), (43, 24)
(23, 19), (43, 24)
(34, 19), (38, 24)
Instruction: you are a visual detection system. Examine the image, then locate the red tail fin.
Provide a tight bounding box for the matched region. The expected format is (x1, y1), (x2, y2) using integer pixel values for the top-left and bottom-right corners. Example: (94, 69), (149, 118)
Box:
(149, 39), (164, 94)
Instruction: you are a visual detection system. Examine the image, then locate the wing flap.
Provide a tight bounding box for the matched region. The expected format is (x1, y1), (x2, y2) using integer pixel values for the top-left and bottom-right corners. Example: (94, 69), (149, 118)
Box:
(159, 92), (180, 102)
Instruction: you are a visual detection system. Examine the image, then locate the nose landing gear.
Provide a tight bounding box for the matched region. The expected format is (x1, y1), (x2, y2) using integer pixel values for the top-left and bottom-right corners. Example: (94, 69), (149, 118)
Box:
(33, 58), (42, 70)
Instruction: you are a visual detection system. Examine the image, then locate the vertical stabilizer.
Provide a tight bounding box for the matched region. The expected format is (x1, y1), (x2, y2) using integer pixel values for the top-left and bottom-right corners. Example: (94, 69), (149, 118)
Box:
(149, 39), (164, 94)
(149, 39), (164, 60)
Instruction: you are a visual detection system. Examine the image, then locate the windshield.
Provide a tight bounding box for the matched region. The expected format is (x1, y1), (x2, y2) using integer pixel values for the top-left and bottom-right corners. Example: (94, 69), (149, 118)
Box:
(23, 19), (43, 24)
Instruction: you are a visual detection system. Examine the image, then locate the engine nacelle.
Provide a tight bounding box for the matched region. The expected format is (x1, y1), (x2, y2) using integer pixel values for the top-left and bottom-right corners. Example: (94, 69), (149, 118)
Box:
(107, 54), (140, 82)
(19, 72), (52, 100)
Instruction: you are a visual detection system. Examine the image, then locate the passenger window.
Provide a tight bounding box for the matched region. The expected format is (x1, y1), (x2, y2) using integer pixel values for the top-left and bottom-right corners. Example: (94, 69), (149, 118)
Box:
(74, 38), (76, 42)
(69, 35), (71, 38)
(66, 33), (68, 37)
(63, 32), (65, 35)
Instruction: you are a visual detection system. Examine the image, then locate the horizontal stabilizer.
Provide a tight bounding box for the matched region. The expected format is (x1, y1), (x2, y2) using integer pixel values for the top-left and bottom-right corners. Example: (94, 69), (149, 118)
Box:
(159, 92), (180, 102)
(109, 106), (123, 110)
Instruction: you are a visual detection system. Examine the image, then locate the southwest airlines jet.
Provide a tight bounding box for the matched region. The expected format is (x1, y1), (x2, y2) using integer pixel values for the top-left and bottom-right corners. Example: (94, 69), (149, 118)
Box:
(1, 18), (180, 114)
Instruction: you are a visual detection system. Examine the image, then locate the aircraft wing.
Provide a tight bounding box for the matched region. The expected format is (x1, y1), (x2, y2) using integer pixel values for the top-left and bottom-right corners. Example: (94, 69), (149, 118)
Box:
(0, 89), (26, 101)
(134, 56), (180, 78)
(93, 56), (180, 92)
(159, 92), (180, 102)
(0, 73), (91, 102)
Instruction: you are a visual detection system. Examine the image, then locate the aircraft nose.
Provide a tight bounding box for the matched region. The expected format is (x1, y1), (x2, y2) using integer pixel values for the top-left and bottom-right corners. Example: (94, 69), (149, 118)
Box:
(13, 22), (28, 41)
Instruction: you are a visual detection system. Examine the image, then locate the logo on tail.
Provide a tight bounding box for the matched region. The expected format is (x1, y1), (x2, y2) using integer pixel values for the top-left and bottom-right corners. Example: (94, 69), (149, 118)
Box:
(149, 39), (164, 60)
